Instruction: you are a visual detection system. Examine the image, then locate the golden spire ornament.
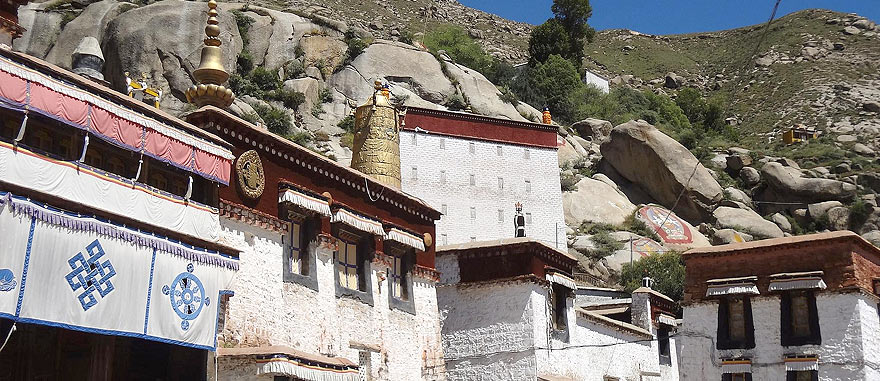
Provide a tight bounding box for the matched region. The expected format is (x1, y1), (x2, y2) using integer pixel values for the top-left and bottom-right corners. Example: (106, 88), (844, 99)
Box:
(350, 81), (402, 189)
(185, 0), (234, 109)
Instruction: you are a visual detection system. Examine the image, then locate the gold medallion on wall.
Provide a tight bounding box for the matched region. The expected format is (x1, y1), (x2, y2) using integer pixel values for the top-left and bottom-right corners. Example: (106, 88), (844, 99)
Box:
(236, 150), (265, 199)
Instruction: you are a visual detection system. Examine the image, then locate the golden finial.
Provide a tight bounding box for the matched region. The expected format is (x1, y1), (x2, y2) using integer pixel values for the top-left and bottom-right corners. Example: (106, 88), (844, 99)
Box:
(542, 107), (552, 124)
(185, 0), (234, 109)
(350, 79), (402, 189)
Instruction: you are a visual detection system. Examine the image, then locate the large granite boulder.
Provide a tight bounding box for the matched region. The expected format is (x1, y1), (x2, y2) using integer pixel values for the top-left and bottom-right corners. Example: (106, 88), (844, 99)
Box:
(563, 177), (637, 227)
(14, 3), (63, 59)
(761, 162), (858, 202)
(101, 0), (243, 114)
(600, 120), (723, 223)
(572, 118), (613, 143)
(45, 0), (135, 69)
(348, 40), (455, 104)
(443, 59), (527, 121)
(713, 206), (785, 239)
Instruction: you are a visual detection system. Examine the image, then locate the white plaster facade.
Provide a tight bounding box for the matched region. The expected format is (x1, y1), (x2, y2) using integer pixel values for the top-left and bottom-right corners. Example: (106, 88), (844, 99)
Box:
(399, 130), (566, 250)
(679, 291), (880, 380)
(438, 278), (679, 381)
(216, 218), (446, 380)
(584, 70), (610, 94)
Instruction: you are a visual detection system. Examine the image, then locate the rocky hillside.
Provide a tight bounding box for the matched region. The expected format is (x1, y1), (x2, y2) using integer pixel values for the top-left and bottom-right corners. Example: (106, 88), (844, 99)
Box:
(585, 9), (880, 154)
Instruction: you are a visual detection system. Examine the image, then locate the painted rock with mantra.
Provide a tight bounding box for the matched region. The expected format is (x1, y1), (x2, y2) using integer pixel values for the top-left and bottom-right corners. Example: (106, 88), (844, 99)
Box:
(636, 205), (711, 251)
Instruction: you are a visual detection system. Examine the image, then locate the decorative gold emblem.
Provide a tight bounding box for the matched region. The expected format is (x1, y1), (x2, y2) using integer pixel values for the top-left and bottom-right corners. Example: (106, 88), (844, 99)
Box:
(423, 232), (433, 248)
(236, 150), (264, 199)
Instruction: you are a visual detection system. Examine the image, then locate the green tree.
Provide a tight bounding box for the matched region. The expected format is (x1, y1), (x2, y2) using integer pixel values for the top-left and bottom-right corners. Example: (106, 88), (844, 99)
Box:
(526, 54), (586, 124)
(528, 19), (570, 64)
(423, 25), (493, 75)
(620, 251), (685, 304)
(550, 0), (596, 62)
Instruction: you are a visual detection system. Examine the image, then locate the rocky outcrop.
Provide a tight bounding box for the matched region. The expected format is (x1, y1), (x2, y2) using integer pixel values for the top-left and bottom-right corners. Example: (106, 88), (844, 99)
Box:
(562, 177), (637, 227)
(760, 162), (858, 203)
(442, 59), (526, 121)
(572, 118), (613, 144)
(45, 0), (134, 69)
(600, 120), (723, 223)
(713, 206), (785, 239)
(349, 41), (455, 104)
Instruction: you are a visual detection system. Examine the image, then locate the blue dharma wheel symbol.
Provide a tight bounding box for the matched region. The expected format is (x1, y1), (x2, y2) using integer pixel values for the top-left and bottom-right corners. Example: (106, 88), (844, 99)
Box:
(162, 263), (210, 331)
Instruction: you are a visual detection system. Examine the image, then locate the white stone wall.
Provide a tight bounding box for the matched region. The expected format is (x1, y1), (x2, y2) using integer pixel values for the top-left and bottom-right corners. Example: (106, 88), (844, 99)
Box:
(584, 70), (609, 94)
(217, 218), (445, 380)
(400, 131), (567, 250)
(438, 281), (539, 381)
(439, 277), (676, 380)
(679, 292), (879, 380)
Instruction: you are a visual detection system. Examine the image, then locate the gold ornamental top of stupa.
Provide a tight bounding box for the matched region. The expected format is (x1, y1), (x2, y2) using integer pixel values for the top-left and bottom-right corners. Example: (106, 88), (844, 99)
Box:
(185, 0), (234, 109)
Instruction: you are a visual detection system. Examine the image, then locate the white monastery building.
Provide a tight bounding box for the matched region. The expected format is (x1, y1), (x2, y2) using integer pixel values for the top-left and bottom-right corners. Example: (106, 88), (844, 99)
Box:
(400, 107), (567, 250)
(680, 231), (880, 381)
(437, 238), (680, 381)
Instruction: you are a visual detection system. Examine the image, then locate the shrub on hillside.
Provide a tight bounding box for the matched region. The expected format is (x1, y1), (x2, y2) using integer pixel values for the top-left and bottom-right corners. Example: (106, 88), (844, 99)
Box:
(620, 251), (685, 304)
(251, 67), (281, 92)
(250, 103), (291, 134)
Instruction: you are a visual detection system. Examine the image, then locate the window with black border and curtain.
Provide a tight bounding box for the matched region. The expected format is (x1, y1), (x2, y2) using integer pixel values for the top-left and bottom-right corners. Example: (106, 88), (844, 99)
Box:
(717, 296), (755, 349)
(781, 290), (821, 346)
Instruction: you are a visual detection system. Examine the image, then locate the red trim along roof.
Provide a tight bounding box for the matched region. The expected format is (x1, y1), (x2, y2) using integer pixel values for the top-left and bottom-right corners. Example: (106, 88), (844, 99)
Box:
(0, 48), (233, 184)
(403, 107), (559, 148)
(187, 106), (441, 223)
(684, 230), (879, 258)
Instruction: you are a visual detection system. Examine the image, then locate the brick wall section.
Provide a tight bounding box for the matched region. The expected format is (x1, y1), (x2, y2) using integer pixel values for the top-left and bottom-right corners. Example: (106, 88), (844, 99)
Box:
(683, 231), (880, 304)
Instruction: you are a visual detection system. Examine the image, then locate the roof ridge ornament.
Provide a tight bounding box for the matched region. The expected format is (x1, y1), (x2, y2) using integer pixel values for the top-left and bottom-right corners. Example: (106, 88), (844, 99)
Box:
(185, 0), (234, 109)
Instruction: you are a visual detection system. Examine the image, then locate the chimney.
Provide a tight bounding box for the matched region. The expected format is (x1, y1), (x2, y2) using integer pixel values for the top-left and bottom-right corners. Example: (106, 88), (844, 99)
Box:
(71, 37), (104, 81)
(630, 277), (655, 333)
(0, 0), (29, 47)
(185, 0), (234, 109)
(350, 80), (402, 189)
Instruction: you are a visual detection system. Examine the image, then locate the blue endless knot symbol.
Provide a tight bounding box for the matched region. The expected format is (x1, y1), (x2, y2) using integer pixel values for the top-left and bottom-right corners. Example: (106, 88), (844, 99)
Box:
(162, 263), (209, 331)
(64, 240), (116, 311)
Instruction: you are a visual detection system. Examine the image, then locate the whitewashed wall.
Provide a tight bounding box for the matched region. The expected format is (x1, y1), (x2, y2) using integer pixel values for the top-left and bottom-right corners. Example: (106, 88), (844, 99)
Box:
(679, 292), (879, 380)
(439, 276), (677, 380)
(216, 218), (445, 380)
(584, 70), (609, 94)
(400, 130), (566, 250)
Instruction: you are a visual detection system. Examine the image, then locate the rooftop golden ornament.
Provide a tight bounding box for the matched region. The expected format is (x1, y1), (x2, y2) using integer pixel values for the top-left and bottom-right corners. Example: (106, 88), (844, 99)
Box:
(185, 0), (234, 109)
(350, 81), (402, 189)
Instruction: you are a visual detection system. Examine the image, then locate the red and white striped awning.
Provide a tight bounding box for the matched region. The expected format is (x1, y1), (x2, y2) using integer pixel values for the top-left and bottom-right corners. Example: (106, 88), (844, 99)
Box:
(0, 55), (233, 184)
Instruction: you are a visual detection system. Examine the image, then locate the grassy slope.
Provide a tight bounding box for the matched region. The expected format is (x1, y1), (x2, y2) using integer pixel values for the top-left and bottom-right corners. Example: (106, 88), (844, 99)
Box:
(584, 9), (880, 165)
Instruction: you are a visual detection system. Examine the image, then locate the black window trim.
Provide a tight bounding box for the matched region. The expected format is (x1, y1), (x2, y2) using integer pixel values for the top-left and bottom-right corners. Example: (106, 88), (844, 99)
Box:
(722, 374), (753, 381)
(785, 370), (818, 381)
(333, 227), (374, 306)
(716, 296), (756, 350)
(282, 215), (319, 292)
(387, 245), (416, 315)
(780, 290), (821, 347)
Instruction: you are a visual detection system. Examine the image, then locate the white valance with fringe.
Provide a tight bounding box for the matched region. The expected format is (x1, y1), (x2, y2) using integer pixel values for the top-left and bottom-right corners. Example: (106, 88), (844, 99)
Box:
(331, 208), (385, 236)
(769, 272), (826, 291)
(546, 272), (577, 290)
(785, 357), (818, 371)
(279, 189), (331, 217)
(256, 356), (360, 381)
(384, 228), (426, 251)
(721, 360), (752, 374)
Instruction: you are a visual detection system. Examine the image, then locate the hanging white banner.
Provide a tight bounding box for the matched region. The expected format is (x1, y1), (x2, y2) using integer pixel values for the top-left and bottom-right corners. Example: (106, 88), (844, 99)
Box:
(0, 193), (236, 350)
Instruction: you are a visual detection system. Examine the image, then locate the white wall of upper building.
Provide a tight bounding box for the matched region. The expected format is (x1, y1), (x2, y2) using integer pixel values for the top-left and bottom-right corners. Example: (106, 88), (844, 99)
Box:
(678, 292), (879, 380)
(584, 70), (610, 94)
(215, 218), (445, 381)
(399, 130), (567, 251)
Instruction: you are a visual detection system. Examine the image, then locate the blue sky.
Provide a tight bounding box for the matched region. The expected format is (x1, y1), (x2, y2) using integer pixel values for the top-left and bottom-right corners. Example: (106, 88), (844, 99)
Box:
(458, 0), (880, 35)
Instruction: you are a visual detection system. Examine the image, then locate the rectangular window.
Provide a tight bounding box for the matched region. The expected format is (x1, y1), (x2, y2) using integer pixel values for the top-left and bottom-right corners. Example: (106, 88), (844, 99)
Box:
(337, 239), (360, 291)
(469, 174), (475, 186)
(468, 142), (475, 154)
(411, 166), (418, 180)
(717, 296), (755, 349)
(550, 283), (568, 330)
(524, 148), (530, 159)
(289, 221), (305, 275)
(441, 204), (448, 215)
(658, 326), (671, 366)
(390, 254), (409, 301)
(497, 209), (504, 222)
(440, 138), (445, 149)
(440, 170), (446, 184)
(781, 290), (821, 346)
(525, 212), (533, 225)
(498, 177), (504, 190)
(496, 145), (503, 156)
(525, 180), (531, 193)
(470, 207), (476, 219)
(441, 234), (448, 245)
(411, 133), (417, 145)
(785, 371), (818, 381)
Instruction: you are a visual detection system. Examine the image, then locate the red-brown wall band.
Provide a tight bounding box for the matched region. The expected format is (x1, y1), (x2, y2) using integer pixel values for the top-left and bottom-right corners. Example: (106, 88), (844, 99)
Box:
(404, 108), (558, 148)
